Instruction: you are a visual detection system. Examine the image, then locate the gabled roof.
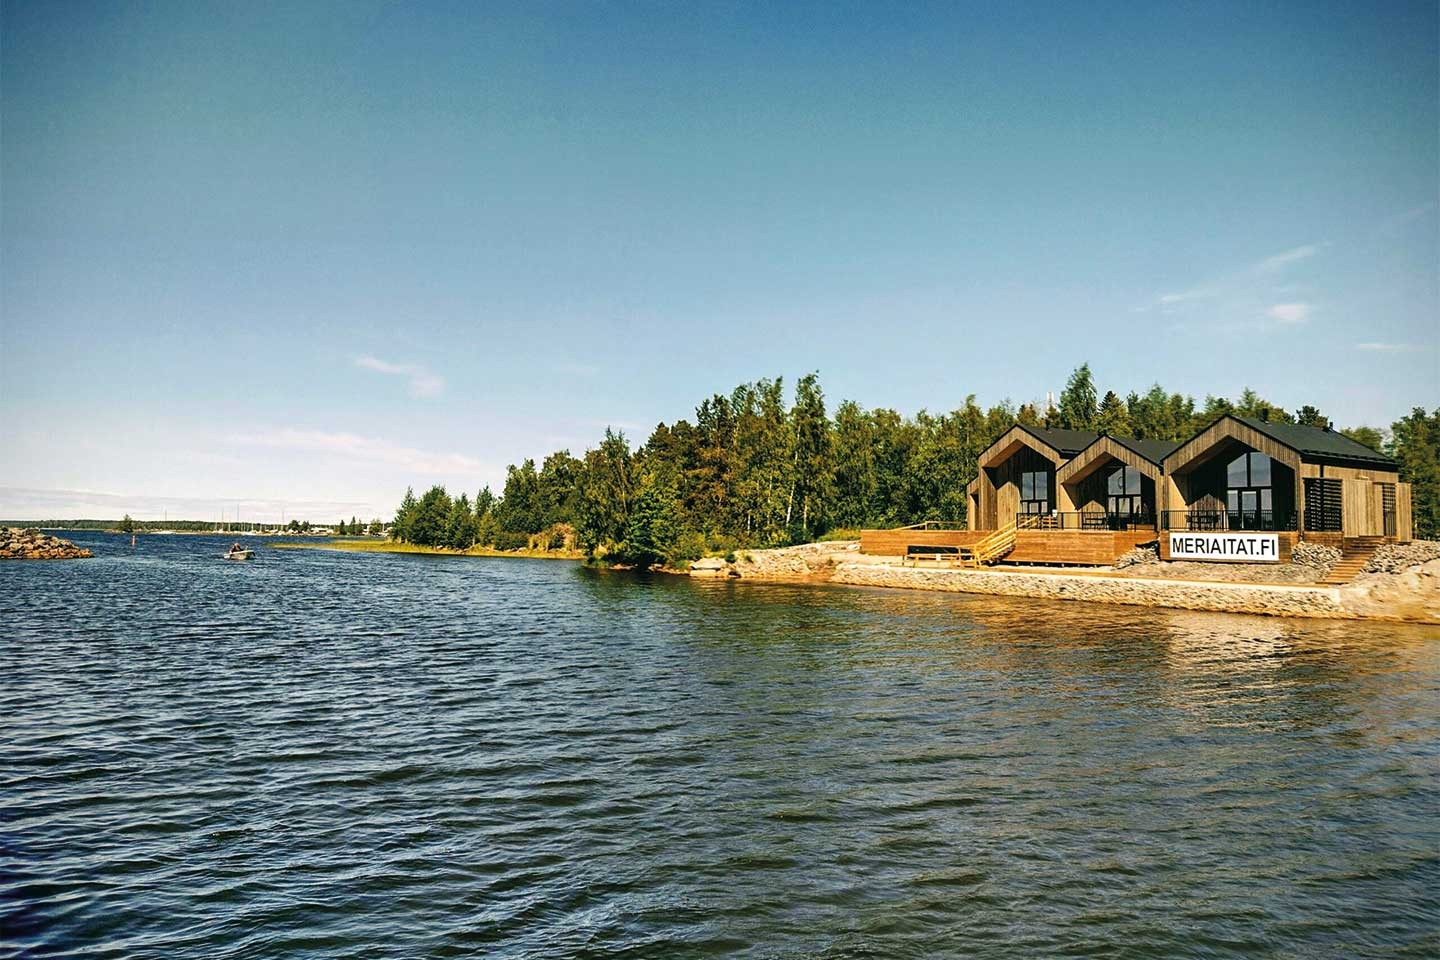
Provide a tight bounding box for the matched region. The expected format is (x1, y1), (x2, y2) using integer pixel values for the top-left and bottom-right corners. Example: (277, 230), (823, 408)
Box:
(1232, 416), (1396, 468)
(977, 424), (1101, 469)
(1110, 435), (1181, 466)
(1056, 432), (1178, 484)
(1018, 426), (1100, 459)
(1163, 414), (1396, 470)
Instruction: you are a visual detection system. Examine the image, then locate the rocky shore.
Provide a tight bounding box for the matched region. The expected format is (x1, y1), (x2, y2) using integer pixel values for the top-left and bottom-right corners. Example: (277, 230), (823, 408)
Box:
(1, 528), (94, 560)
(689, 539), (1440, 623)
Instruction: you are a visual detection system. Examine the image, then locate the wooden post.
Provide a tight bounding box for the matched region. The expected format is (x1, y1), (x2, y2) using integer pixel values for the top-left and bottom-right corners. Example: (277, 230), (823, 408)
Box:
(1295, 468), (1306, 540)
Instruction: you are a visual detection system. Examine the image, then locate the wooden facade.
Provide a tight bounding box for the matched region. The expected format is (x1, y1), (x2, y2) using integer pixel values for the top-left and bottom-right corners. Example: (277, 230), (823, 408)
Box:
(965, 426), (1074, 531)
(1055, 436), (1164, 519)
(1161, 416), (1410, 540)
(1161, 418), (1304, 530)
(861, 415), (1411, 567)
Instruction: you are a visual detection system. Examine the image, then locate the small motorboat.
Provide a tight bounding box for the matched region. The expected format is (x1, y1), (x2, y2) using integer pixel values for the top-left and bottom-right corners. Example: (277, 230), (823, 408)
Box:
(224, 543), (254, 560)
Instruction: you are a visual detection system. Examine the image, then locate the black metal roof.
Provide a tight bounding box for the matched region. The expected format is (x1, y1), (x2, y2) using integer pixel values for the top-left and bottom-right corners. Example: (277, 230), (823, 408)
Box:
(1109, 435), (1182, 466)
(1019, 426), (1101, 458)
(1231, 416), (1396, 468)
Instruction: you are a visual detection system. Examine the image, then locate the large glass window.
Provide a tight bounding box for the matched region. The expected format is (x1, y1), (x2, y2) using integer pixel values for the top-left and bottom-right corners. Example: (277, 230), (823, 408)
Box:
(1226, 452), (1274, 529)
(1020, 470), (1049, 514)
(1107, 465), (1142, 517)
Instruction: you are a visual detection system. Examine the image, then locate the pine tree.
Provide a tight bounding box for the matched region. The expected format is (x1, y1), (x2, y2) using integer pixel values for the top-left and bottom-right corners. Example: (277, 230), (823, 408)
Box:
(410, 486), (452, 546)
(496, 460), (543, 533)
(1095, 391), (1129, 436)
(832, 400), (877, 529)
(1056, 364), (1098, 431)
(788, 373), (833, 540)
(1391, 408), (1440, 539)
(393, 487), (418, 542)
(574, 429), (634, 555)
(445, 493), (477, 549)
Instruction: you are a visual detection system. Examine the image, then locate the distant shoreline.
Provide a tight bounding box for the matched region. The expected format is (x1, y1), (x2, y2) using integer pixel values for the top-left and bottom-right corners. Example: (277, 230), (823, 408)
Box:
(272, 538), (584, 561)
(16, 527), (365, 538)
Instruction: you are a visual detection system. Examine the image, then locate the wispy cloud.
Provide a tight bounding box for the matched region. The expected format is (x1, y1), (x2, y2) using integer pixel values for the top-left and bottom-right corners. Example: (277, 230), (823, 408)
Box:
(1355, 342), (1421, 353)
(1140, 241), (1327, 320)
(354, 355), (445, 398)
(1154, 287), (1216, 307)
(229, 429), (485, 476)
(1266, 302), (1312, 325)
(1253, 244), (1322, 274)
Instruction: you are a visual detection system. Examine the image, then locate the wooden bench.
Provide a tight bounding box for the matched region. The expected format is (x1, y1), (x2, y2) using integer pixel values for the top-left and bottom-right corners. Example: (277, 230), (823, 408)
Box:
(905, 544), (965, 565)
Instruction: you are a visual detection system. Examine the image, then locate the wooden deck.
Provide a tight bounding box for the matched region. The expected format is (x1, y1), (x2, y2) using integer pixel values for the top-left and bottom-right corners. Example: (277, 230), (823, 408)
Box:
(861, 526), (1156, 566)
(999, 530), (1156, 566)
(860, 528), (984, 557)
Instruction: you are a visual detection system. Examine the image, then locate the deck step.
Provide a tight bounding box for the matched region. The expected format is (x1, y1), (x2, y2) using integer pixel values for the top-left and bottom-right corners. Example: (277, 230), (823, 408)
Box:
(1319, 538), (1387, 585)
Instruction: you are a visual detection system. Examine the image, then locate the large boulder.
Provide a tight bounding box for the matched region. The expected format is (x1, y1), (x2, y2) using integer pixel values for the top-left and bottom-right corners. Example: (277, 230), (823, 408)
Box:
(690, 556), (729, 576)
(0, 527), (93, 560)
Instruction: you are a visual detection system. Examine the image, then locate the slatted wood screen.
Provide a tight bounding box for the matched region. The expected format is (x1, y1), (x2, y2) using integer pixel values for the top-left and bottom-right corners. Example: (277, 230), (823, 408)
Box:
(1303, 478), (1343, 532)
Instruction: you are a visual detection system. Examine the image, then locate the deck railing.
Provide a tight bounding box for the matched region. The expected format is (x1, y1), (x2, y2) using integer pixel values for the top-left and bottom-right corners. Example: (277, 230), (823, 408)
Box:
(896, 519), (969, 531)
(1014, 512), (1158, 532)
(1161, 509), (1298, 532)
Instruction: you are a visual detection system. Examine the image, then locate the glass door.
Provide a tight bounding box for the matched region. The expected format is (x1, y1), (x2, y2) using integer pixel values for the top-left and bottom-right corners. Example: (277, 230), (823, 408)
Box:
(1226, 452), (1274, 530)
(1107, 466), (1142, 529)
(1020, 470), (1049, 515)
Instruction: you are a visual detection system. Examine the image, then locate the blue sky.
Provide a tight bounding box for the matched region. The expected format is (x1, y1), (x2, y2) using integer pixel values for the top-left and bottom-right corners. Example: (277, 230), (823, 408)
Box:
(2, 1), (1436, 521)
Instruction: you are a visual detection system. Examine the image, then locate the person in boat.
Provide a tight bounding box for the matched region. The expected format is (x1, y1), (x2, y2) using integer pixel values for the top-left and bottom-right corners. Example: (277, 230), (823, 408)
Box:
(230, 542), (243, 554)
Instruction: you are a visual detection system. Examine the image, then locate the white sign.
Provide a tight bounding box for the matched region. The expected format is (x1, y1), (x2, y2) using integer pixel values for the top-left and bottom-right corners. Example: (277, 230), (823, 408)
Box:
(1168, 532), (1280, 562)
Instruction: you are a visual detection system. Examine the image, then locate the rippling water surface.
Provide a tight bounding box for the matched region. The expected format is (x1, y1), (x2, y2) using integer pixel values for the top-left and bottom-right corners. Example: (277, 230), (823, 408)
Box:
(3, 533), (1438, 958)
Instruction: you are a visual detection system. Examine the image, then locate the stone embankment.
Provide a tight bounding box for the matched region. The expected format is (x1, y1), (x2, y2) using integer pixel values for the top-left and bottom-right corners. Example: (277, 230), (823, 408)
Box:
(834, 564), (1354, 618)
(690, 539), (1440, 623)
(1, 528), (93, 560)
(690, 540), (863, 580)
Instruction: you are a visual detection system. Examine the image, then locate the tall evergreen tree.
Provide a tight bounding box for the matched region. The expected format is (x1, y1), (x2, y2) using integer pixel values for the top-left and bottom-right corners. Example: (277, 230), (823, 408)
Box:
(1056, 364), (1097, 431)
(475, 485), (496, 519)
(496, 460), (543, 533)
(574, 429), (634, 554)
(392, 487), (418, 542)
(537, 451), (583, 528)
(831, 400), (877, 529)
(445, 493), (478, 549)
(1391, 408), (1440, 540)
(788, 373), (833, 539)
(410, 486), (452, 546)
(1095, 390), (1130, 436)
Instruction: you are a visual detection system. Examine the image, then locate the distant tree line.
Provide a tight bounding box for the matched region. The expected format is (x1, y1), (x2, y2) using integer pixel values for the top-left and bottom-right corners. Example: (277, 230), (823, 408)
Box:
(334, 517), (385, 536)
(390, 364), (1440, 564)
(0, 517), (389, 534)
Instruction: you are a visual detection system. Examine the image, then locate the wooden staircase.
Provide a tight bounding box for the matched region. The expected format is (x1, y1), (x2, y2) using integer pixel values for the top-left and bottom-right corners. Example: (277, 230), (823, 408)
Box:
(1320, 537), (1386, 585)
(959, 519), (1020, 568)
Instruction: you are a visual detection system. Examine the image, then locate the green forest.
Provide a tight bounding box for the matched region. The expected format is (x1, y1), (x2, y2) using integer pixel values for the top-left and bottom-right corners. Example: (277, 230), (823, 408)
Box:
(389, 365), (1440, 565)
